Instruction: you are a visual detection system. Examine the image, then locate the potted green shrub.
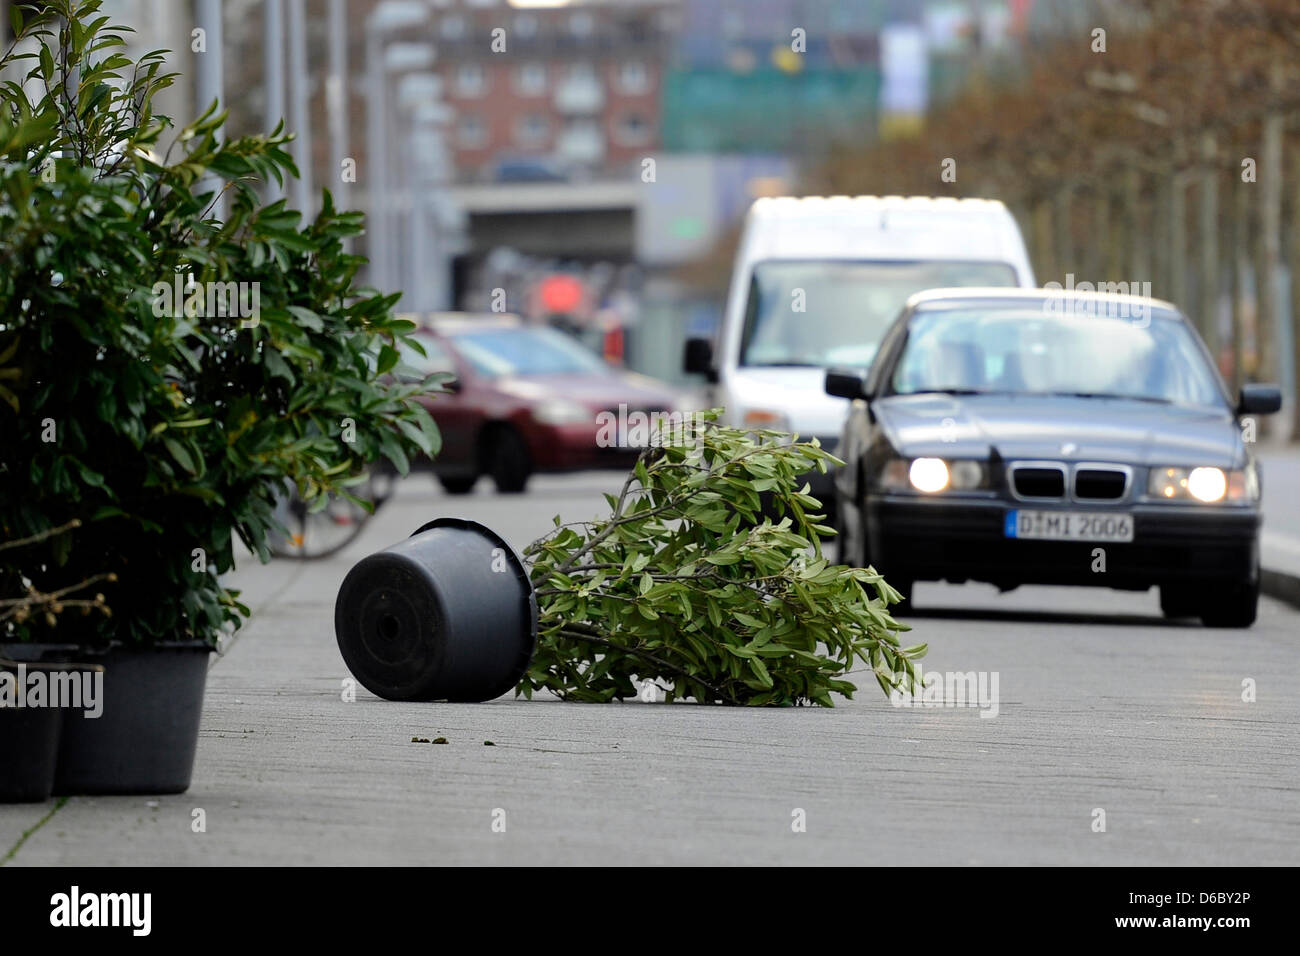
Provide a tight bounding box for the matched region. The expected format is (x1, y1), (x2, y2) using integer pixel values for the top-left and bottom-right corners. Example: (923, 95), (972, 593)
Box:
(0, 1), (439, 795)
(335, 414), (925, 707)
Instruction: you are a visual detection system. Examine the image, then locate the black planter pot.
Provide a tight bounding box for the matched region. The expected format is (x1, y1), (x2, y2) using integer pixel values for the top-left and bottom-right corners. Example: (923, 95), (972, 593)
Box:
(0, 645), (77, 803)
(335, 517), (538, 702)
(52, 642), (211, 796)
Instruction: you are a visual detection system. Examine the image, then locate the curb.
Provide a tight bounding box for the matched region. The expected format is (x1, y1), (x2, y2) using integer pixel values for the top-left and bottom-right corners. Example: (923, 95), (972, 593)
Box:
(1261, 566), (1300, 611)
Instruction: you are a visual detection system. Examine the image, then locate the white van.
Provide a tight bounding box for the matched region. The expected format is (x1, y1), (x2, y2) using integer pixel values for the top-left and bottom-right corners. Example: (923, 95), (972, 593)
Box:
(684, 195), (1036, 505)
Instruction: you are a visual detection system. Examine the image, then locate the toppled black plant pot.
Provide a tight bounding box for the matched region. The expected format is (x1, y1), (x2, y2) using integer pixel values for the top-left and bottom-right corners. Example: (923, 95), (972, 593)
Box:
(335, 517), (537, 702)
(53, 642), (211, 796)
(0, 645), (79, 803)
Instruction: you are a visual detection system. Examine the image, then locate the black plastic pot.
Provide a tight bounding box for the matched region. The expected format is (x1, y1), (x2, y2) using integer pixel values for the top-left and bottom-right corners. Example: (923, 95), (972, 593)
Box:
(335, 517), (537, 702)
(53, 642), (211, 796)
(0, 645), (75, 803)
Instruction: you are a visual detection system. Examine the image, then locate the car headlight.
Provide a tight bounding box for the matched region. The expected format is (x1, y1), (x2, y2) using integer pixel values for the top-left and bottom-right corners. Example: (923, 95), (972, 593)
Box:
(882, 457), (987, 493)
(1187, 467), (1226, 502)
(1148, 465), (1255, 503)
(532, 398), (591, 426)
(741, 408), (791, 432)
(909, 457), (950, 492)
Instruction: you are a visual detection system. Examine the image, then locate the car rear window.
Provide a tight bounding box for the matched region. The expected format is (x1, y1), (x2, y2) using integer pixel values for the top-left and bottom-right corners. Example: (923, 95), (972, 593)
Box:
(451, 326), (610, 377)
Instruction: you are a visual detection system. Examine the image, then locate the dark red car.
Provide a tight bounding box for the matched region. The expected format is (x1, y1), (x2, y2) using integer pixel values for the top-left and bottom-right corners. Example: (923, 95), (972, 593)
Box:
(401, 315), (680, 494)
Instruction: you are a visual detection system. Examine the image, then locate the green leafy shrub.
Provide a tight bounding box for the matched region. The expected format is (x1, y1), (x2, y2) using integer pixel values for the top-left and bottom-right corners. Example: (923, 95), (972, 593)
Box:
(521, 413), (925, 705)
(0, 1), (440, 646)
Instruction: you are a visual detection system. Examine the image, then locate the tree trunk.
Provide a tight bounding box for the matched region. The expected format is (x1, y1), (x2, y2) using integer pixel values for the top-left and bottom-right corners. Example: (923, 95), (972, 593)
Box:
(1170, 171), (1188, 310)
(1291, 146), (1300, 440)
(1032, 198), (1054, 283)
(1257, 109), (1283, 385)
(1103, 187), (1123, 282)
(1198, 133), (1220, 355)
(1124, 166), (1146, 282)
(1053, 185), (1073, 283)
(1230, 176), (1249, 393)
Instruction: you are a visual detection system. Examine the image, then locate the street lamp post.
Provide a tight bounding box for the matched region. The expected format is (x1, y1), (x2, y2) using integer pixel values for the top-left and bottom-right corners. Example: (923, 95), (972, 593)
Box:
(194, 0), (225, 219)
(364, 1), (429, 294)
(327, 0), (349, 221)
(287, 0), (312, 214)
(264, 0), (285, 204)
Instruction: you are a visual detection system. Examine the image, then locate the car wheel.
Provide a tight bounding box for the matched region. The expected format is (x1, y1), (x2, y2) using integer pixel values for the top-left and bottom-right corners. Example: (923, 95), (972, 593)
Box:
(1159, 584), (1197, 619)
(438, 475), (478, 495)
(486, 427), (531, 494)
(1199, 576), (1259, 628)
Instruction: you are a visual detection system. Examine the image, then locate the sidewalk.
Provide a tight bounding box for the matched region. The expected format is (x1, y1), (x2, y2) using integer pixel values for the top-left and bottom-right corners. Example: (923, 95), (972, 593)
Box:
(1258, 446), (1300, 607)
(3, 467), (1299, 866)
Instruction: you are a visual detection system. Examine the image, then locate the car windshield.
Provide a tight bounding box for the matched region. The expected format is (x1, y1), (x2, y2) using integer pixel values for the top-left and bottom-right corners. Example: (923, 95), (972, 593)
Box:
(890, 304), (1227, 408)
(738, 260), (1019, 369)
(449, 326), (610, 377)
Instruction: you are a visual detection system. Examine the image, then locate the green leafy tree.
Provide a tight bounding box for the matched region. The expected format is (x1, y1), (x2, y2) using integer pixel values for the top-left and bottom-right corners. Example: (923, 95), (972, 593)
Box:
(521, 413), (925, 706)
(0, 1), (441, 645)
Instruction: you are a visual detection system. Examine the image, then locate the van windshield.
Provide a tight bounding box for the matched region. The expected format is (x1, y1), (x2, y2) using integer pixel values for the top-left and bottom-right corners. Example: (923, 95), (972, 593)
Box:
(737, 260), (1019, 369)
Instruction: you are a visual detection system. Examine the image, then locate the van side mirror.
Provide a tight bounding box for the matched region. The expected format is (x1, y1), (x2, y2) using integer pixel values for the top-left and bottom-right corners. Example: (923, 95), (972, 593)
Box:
(1239, 383), (1282, 415)
(683, 337), (716, 382)
(825, 367), (869, 401)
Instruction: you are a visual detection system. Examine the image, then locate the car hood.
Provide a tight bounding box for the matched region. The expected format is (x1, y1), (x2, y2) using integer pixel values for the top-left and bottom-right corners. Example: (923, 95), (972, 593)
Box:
(875, 393), (1242, 467)
(724, 367), (850, 436)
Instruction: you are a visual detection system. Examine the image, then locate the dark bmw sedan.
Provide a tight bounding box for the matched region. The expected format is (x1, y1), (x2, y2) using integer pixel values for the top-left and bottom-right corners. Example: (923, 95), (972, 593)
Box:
(825, 288), (1282, 627)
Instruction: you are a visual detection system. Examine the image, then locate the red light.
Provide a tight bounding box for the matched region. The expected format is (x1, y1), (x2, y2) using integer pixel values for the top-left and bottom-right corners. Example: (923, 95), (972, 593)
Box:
(538, 275), (584, 314)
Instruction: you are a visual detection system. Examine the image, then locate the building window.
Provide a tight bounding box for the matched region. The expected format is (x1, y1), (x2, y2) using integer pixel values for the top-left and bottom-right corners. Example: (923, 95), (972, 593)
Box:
(439, 15), (466, 41)
(615, 60), (650, 95)
(614, 113), (651, 146)
(455, 63), (488, 98)
(514, 13), (538, 39)
(568, 12), (594, 38)
(567, 61), (596, 84)
(516, 113), (549, 147)
(557, 117), (604, 163)
(515, 62), (547, 96)
(457, 114), (488, 149)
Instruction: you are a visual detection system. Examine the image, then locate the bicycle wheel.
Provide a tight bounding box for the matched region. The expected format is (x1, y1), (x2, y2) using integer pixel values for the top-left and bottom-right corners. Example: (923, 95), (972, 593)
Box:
(268, 474), (378, 560)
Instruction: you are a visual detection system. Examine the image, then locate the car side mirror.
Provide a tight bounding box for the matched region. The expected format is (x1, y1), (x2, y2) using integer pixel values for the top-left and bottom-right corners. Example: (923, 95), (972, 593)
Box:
(825, 367), (869, 401)
(683, 337), (717, 382)
(1238, 383), (1282, 415)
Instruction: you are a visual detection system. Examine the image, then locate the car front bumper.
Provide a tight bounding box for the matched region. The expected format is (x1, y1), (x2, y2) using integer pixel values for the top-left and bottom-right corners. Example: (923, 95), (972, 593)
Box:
(867, 495), (1260, 589)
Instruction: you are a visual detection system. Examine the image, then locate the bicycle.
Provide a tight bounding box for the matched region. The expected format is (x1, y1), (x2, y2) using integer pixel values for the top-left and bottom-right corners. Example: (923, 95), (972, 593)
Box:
(266, 467), (398, 560)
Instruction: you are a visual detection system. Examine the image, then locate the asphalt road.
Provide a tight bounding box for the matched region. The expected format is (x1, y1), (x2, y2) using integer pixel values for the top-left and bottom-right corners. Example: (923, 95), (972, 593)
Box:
(2, 470), (1298, 865)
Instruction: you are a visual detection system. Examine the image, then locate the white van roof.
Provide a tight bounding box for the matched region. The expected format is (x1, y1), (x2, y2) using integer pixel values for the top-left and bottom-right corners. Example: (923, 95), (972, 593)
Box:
(741, 195), (1025, 264)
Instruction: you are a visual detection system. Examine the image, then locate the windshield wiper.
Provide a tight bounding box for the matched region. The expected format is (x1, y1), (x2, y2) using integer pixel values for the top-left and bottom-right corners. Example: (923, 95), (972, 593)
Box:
(906, 387), (1010, 396)
(743, 360), (823, 368)
(1046, 391), (1173, 404)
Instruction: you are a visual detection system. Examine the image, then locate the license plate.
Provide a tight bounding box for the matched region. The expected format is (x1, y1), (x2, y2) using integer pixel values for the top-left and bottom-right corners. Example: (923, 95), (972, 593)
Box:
(1004, 510), (1134, 543)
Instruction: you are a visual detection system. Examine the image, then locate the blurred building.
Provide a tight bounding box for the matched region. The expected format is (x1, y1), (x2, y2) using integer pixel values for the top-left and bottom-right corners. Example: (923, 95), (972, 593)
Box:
(429, 0), (681, 183)
(664, 0), (881, 155)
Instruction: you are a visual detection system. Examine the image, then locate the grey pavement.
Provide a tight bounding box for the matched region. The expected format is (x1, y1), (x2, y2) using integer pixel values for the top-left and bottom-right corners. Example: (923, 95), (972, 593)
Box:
(1256, 446), (1300, 605)
(2, 470), (1299, 865)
